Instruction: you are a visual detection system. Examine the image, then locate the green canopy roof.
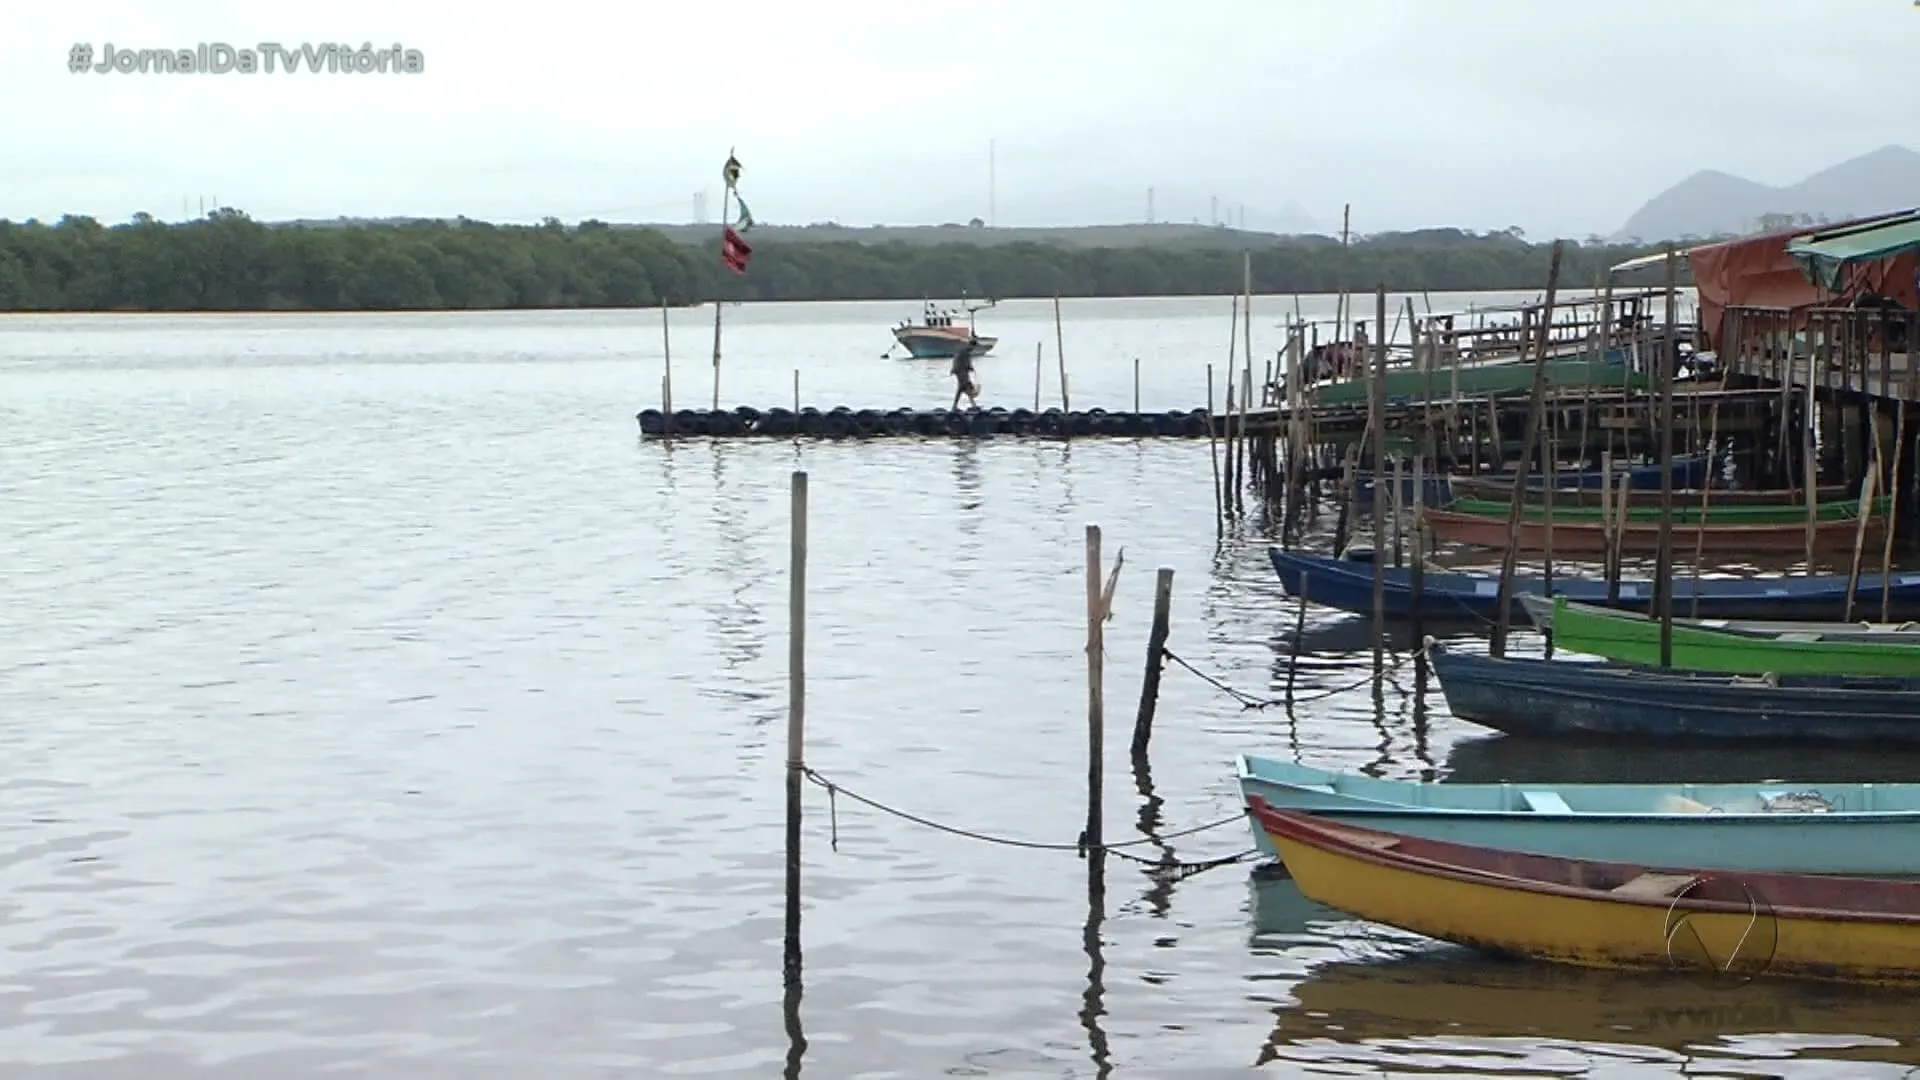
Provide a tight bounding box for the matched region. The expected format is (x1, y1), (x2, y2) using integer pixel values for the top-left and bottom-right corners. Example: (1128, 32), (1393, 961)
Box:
(1786, 209), (1920, 291)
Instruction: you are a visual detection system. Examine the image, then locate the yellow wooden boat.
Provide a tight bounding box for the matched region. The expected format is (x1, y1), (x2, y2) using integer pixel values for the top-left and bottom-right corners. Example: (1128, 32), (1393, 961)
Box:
(1250, 796), (1920, 986)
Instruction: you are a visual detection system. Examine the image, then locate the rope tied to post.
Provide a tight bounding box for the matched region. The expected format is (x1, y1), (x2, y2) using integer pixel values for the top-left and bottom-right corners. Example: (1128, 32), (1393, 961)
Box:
(1160, 644), (1424, 709)
(801, 766), (1251, 876)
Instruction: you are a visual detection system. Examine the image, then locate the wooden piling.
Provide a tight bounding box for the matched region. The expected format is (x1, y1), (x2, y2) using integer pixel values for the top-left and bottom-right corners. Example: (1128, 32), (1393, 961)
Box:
(1689, 402), (1721, 618)
(1054, 296), (1071, 415)
(1131, 568), (1175, 757)
(1033, 342), (1043, 411)
(1084, 526), (1119, 854)
(1133, 357), (1141, 416)
(1491, 240), (1565, 658)
(1240, 254), (1254, 519)
(783, 470), (808, 979)
(1654, 249), (1678, 668)
(1883, 403), (1909, 621)
(792, 370), (800, 416)
(661, 299), (675, 436)
(1206, 364), (1223, 539)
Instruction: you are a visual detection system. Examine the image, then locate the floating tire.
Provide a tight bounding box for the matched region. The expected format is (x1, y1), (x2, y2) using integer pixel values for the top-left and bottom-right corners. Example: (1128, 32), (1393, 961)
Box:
(636, 409), (666, 435)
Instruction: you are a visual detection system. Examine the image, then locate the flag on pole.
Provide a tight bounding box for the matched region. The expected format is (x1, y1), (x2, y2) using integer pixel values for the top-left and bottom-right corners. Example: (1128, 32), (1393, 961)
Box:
(718, 150), (752, 273)
(721, 226), (752, 275)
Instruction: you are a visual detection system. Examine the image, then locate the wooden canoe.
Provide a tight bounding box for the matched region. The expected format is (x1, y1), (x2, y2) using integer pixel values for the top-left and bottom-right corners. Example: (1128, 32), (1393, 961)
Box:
(1235, 755), (1920, 873)
(1442, 496), (1883, 525)
(1426, 642), (1920, 743)
(1250, 803), (1920, 986)
(1518, 593), (1920, 640)
(1422, 505), (1886, 554)
(1446, 475), (1850, 507)
(1267, 548), (1920, 622)
(1525, 596), (1920, 677)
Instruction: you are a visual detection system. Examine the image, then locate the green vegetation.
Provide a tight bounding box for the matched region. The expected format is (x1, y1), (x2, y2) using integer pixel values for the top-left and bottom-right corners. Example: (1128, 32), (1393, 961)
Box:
(0, 209), (1683, 313)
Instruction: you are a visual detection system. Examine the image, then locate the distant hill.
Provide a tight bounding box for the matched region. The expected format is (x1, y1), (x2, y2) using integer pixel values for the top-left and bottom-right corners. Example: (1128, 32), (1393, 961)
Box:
(1615, 145), (1920, 241)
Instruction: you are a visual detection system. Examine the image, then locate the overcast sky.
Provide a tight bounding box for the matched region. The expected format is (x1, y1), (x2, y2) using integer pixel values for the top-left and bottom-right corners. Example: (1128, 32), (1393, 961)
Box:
(4, 0), (1915, 238)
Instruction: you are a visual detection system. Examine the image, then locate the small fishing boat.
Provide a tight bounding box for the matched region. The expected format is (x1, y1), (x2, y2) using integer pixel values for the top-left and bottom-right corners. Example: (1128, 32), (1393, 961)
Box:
(1446, 475), (1848, 506)
(889, 298), (998, 360)
(1426, 641), (1920, 743)
(1443, 496), (1883, 526)
(1422, 504), (1885, 554)
(1236, 756), (1920, 873)
(1521, 595), (1920, 677)
(1357, 453), (1715, 507)
(1267, 547), (1920, 622)
(1250, 805), (1920, 986)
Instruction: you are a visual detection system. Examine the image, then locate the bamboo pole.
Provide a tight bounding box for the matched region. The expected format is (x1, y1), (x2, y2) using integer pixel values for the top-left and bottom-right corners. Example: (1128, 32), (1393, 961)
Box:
(783, 470), (808, 978)
(1132, 357), (1141, 415)
(1241, 254), (1254, 519)
(661, 298), (675, 436)
(1491, 240), (1565, 657)
(1845, 460), (1880, 624)
(1033, 342), (1042, 411)
(1370, 286), (1388, 642)
(1655, 249), (1678, 668)
(1689, 403), (1721, 618)
(712, 189), (729, 412)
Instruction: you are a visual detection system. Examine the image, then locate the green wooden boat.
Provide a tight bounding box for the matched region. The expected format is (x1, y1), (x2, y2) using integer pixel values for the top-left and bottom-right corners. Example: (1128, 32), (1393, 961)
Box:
(1537, 595), (1920, 677)
(1310, 359), (1648, 407)
(1445, 496), (1886, 525)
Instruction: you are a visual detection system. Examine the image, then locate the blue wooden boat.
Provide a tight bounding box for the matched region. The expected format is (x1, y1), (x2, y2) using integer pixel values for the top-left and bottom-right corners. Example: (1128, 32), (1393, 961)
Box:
(1236, 754), (1920, 874)
(1354, 453), (1711, 507)
(1427, 642), (1920, 745)
(1267, 547), (1920, 622)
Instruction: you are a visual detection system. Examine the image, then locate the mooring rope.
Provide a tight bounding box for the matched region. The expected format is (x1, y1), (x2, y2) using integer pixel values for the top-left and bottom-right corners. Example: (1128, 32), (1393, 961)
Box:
(1160, 645), (1421, 709)
(801, 767), (1253, 878)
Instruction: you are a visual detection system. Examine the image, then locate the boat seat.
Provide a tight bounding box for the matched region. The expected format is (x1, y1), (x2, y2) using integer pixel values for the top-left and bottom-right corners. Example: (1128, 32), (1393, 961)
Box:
(1774, 632), (1823, 643)
(1520, 791), (1574, 814)
(1611, 871), (1698, 899)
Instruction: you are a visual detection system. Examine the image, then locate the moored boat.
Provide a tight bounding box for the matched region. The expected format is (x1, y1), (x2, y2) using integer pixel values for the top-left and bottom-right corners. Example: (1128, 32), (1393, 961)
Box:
(1443, 495), (1884, 525)
(1250, 805), (1920, 986)
(890, 298), (998, 359)
(1266, 547), (1920, 622)
(1426, 641), (1920, 743)
(1422, 504), (1886, 554)
(1522, 595), (1920, 676)
(1235, 755), (1920, 873)
(1447, 475), (1848, 506)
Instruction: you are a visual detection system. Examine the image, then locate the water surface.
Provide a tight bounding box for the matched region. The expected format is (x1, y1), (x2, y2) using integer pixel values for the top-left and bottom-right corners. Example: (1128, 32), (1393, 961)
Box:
(3, 294), (1916, 1078)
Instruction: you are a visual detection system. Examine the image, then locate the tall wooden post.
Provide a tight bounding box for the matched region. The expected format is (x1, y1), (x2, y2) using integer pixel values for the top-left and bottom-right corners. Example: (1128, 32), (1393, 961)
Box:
(1655, 251), (1678, 667)
(1491, 241), (1565, 657)
(783, 470), (808, 979)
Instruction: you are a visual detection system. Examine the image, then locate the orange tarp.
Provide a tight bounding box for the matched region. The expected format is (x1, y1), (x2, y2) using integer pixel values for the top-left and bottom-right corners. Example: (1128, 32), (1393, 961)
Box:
(1687, 220), (1919, 350)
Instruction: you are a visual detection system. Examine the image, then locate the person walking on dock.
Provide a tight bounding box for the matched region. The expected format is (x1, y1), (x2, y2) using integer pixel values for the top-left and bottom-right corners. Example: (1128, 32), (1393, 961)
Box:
(949, 335), (982, 410)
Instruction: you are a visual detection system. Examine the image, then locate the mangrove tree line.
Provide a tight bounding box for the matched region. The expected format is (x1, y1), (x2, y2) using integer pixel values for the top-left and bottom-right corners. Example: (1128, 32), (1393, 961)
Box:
(0, 209), (1682, 312)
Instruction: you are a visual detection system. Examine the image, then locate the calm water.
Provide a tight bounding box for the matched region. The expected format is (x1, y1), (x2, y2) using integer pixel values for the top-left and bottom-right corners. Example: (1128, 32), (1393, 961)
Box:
(4, 293), (1918, 1079)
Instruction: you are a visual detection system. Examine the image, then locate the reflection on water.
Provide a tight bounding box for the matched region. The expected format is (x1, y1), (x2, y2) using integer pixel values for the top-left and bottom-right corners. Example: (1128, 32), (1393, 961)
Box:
(1250, 874), (1920, 1074)
(3, 299), (1917, 1077)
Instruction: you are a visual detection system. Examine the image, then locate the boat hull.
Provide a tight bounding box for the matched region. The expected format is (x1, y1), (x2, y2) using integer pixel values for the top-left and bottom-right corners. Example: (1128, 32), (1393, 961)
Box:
(1428, 646), (1920, 743)
(1235, 757), (1920, 874)
(894, 328), (998, 359)
(1422, 506), (1886, 554)
(1254, 805), (1920, 986)
(1542, 596), (1920, 676)
(1266, 547), (1920, 622)
(1310, 359), (1648, 408)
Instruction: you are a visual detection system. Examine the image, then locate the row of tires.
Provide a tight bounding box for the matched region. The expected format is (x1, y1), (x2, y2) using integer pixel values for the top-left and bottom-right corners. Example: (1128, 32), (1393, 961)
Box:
(635, 406), (1220, 439)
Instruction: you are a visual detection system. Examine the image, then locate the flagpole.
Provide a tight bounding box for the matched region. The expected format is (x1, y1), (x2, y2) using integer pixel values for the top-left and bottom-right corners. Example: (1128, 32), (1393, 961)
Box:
(712, 183), (730, 411)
